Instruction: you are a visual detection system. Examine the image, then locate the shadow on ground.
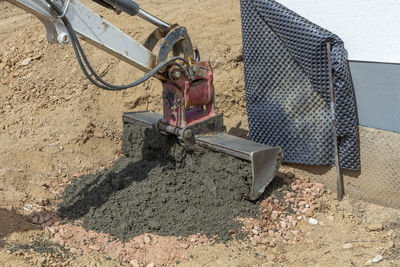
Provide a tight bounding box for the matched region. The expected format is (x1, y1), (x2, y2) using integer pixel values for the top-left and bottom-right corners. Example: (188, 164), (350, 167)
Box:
(228, 121), (250, 138)
(57, 125), (183, 220)
(0, 208), (39, 247)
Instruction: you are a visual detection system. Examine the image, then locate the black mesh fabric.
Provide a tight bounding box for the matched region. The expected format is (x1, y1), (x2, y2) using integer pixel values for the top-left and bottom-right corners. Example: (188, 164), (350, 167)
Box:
(240, 0), (360, 170)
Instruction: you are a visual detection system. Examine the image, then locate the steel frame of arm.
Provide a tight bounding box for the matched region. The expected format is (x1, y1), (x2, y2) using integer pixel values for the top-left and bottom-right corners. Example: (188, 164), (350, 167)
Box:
(6, 0), (156, 72)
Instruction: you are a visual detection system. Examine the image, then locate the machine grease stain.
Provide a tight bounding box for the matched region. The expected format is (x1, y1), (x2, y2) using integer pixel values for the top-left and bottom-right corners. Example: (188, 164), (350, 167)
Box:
(58, 123), (260, 242)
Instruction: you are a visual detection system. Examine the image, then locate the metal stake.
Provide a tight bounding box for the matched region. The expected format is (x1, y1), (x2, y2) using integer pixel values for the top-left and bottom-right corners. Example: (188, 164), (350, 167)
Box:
(326, 42), (344, 201)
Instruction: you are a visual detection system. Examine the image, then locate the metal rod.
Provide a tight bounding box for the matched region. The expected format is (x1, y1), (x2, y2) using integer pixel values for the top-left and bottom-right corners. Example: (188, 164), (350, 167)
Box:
(57, 0), (71, 19)
(326, 42), (344, 201)
(137, 9), (172, 31)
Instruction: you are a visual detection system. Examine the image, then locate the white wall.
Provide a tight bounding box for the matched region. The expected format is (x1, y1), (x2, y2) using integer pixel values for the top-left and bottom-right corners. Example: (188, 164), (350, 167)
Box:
(276, 0), (400, 64)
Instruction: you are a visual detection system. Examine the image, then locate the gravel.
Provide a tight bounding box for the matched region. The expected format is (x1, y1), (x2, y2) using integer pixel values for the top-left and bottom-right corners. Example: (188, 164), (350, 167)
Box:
(58, 123), (260, 242)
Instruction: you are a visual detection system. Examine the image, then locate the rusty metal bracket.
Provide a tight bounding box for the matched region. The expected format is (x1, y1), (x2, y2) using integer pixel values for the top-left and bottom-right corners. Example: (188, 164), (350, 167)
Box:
(143, 28), (167, 52)
(157, 26), (194, 66)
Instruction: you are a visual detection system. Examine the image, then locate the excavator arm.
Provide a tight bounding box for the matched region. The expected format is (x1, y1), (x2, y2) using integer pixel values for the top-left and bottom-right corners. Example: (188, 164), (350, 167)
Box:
(7, 0), (156, 72)
(5, 0), (283, 200)
(5, 0), (177, 72)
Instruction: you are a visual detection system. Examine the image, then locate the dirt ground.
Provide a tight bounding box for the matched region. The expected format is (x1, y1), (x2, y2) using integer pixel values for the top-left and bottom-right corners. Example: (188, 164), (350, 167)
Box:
(1, 0), (400, 266)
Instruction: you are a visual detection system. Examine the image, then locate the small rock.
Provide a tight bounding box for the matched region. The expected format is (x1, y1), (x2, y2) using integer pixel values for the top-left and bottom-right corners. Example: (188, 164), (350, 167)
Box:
(94, 131), (104, 138)
(342, 243), (353, 249)
(37, 256), (46, 264)
(130, 260), (140, 267)
(253, 236), (262, 244)
(386, 229), (397, 239)
(268, 230), (275, 238)
(179, 243), (189, 249)
(41, 183), (50, 189)
(367, 223), (383, 232)
(308, 218), (318, 225)
(21, 58), (32, 66)
(365, 255), (383, 265)
(229, 230), (235, 235)
(146, 263), (155, 267)
(386, 241), (394, 249)
(5, 250), (11, 254)
(298, 201), (307, 207)
(314, 183), (325, 191)
(88, 245), (101, 251)
(23, 204), (33, 211)
(372, 255), (383, 263)
(48, 227), (57, 235)
(267, 254), (276, 261)
(144, 235), (151, 244)
(214, 60), (225, 68)
(32, 54), (42, 60)
(305, 210), (313, 218)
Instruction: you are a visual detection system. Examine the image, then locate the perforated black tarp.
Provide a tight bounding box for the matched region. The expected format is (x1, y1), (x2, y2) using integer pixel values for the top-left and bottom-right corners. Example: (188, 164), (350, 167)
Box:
(240, 0), (360, 170)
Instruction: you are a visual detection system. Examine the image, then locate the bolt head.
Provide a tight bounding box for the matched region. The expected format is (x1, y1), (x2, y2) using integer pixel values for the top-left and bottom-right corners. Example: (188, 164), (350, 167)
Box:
(173, 70), (181, 79)
(182, 129), (193, 141)
(57, 33), (70, 46)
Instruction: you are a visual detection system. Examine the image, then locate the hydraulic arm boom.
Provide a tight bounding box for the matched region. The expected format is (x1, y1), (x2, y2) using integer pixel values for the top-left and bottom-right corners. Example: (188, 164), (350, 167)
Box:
(6, 0), (169, 72)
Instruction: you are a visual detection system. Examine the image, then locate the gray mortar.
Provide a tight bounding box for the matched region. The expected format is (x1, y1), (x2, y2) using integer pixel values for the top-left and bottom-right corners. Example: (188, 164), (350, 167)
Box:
(58, 123), (262, 242)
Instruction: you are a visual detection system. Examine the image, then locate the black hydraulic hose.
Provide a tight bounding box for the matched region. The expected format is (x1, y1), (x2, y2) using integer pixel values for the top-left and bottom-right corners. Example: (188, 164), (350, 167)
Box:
(91, 0), (115, 11)
(45, 0), (193, 91)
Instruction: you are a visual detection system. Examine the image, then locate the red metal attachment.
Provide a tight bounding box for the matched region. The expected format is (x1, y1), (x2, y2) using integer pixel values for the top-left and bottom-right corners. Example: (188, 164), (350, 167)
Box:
(161, 61), (218, 129)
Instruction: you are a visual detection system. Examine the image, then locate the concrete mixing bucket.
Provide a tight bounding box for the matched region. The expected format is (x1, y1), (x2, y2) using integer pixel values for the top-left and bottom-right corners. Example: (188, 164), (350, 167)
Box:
(122, 111), (283, 200)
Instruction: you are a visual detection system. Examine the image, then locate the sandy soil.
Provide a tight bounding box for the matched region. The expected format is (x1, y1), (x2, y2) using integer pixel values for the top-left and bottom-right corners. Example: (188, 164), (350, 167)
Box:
(1, 0), (400, 266)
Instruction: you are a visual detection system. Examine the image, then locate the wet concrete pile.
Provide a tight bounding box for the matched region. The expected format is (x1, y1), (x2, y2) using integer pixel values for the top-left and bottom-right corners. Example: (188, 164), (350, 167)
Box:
(58, 123), (260, 241)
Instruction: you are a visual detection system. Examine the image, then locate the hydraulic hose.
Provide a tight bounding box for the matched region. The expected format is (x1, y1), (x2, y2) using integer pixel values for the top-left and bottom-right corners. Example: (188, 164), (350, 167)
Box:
(45, 0), (192, 91)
